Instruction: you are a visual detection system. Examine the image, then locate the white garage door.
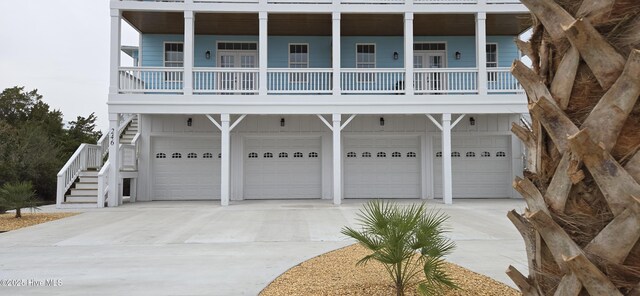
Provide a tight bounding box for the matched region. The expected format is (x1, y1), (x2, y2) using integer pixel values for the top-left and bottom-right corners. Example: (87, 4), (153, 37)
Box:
(434, 135), (511, 198)
(152, 137), (221, 200)
(244, 137), (322, 199)
(344, 136), (421, 199)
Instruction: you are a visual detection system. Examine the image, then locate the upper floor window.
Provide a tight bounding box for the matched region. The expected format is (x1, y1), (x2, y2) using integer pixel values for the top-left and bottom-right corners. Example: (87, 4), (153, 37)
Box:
(356, 44), (376, 83)
(356, 44), (376, 69)
(289, 44), (309, 83)
(164, 42), (184, 81)
(164, 43), (184, 68)
(487, 43), (498, 81)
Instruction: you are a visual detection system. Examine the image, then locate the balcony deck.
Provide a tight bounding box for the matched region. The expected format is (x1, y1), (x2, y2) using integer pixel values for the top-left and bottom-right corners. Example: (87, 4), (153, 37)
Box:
(120, 0), (521, 4)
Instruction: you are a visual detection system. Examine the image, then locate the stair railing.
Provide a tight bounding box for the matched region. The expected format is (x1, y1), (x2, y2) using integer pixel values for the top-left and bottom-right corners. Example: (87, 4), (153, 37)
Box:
(97, 159), (110, 208)
(56, 144), (101, 207)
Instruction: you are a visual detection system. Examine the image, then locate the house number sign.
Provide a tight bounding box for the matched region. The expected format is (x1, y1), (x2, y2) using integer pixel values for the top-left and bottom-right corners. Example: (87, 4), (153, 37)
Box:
(110, 128), (115, 146)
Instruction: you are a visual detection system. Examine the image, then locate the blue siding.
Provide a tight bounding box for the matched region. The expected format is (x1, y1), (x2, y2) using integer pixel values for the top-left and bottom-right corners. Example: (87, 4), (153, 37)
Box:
(141, 34), (520, 68)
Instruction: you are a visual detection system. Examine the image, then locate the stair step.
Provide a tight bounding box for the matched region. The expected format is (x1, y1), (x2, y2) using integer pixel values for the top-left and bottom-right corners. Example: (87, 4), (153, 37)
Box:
(80, 171), (99, 177)
(79, 176), (98, 183)
(71, 189), (98, 195)
(75, 182), (98, 189)
(65, 195), (98, 203)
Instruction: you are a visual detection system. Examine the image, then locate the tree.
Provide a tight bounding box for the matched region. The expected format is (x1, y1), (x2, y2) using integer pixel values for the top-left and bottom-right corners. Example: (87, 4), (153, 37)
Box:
(0, 87), (102, 202)
(341, 200), (457, 296)
(0, 182), (39, 218)
(507, 1), (640, 295)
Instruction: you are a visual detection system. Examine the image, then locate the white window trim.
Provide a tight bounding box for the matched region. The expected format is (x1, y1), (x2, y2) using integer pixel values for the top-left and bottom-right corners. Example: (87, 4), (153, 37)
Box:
(355, 43), (376, 68)
(288, 43), (310, 83)
(413, 41), (448, 68)
(356, 43), (376, 83)
(215, 41), (259, 68)
(163, 41), (184, 82)
(486, 43), (499, 82)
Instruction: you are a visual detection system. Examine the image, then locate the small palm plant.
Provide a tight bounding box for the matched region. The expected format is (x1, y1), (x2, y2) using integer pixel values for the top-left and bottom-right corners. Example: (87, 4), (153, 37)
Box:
(0, 182), (39, 218)
(342, 200), (457, 296)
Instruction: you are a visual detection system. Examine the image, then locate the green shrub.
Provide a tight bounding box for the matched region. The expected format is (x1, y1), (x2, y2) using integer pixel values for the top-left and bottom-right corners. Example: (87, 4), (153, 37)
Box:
(0, 182), (39, 218)
(341, 200), (458, 296)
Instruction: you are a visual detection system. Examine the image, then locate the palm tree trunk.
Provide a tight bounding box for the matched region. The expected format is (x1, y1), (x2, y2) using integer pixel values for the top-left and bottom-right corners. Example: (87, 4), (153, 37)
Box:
(507, 1), (640, 295)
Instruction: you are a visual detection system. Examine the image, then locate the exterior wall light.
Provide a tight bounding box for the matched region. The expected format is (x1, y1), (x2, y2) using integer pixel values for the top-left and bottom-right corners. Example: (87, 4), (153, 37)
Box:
(393, 52), (399, 60)
(469, 117), (475, 126)
(205, 50), (211, 60)
(455, 51), (461, 60)
(380, 117), (385, 126)
(187, 117), (193, 127)
(280, 118), (285, 127)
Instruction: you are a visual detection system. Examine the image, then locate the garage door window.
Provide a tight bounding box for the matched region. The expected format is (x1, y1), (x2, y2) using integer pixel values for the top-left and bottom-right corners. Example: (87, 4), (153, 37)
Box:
(407, 152), (416, 158)
(279, 152), (289, 158)
(466, 152), (475, 157)
(377, 152), (386, 158)
(309, 152), (318, 158)
(187, 153), (197, 158)
(481, 151), (490, 157)
(172, 153), (182, 159)
(264, 152), (273, 158)
(436, 152), (442, 157)
(392, 152), (402, 158)
(218, 153), (222, 158)
(347, 152), (357, 158)
(156, 153), (166, 159)
(496, 151), (506, 157)
(294, 152), (304, 158)
(203, 153), (213, 159)
(452, 152), (460, 157)
(362, 152), (371, 158)
(248, 152), (258, 158)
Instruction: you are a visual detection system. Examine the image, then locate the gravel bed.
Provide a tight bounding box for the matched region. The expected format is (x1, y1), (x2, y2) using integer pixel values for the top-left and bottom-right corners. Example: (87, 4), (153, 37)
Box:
(261, 244), (518, 296)
(0, 212), (78, 232)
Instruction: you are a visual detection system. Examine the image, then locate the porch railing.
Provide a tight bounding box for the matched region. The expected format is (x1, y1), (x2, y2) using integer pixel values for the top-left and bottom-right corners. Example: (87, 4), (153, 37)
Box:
(119, 67), (184, 93)
(268, 68), (333, 94)
(414, 68), (478, 94)
(193, 68), (259, 94)
(341, 69), (406, 94)
(487, 67), (523, 93)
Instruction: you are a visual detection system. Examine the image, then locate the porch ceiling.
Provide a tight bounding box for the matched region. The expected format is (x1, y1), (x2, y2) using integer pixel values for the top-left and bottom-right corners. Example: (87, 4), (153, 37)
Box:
(122, 12), (530, 36)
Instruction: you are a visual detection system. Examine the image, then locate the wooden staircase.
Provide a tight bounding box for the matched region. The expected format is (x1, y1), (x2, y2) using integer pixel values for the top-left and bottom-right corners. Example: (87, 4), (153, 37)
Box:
(59, 117), (139, 208)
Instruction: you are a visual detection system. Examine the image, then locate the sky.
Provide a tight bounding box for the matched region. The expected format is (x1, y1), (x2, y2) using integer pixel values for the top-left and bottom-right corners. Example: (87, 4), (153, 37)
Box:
(0, 1), (531, 131)
(0, 0), (138, 130)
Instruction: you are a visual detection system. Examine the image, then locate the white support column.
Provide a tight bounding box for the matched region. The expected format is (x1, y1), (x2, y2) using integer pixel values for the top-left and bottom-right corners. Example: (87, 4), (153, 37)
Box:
(332, 113), (342, 205)
(441, 113), (453, 205)
(109, 9), (121, 95)
(404, 12), (414, 95)
(476, 12), (488, 96)
(221, 114), (231, 206)
(332, 12), (341, 96)
(184, 11), (194, 95)
(259, 12), (268, 95)
(108, 113), (120, 207)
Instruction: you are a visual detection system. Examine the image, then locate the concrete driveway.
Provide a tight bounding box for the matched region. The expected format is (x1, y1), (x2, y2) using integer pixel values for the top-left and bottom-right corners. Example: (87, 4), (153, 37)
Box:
(0, 199), (527, 295)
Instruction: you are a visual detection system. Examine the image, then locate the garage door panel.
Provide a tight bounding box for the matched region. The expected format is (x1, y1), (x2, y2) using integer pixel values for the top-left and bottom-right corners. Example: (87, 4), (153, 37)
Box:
(345, 136), (421, 199)
(152, 137), (221, 200)
(244, 137), (321, 199)
(433, 135), (510, 198)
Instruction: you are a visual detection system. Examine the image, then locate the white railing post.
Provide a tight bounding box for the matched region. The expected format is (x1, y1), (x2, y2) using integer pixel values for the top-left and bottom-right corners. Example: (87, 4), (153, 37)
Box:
(442, 113), (453, 204)
(404, 12), (414, 95)
(110, 9), (121, 95)
(184, 10), (194, 95)
(97, 160), (110, 208)
(56, 175), (65, 208)
(476, 12), (488, 95)
(332, 12), (341, 95)
(220, 114), (231, 206)
(108, 113), (120, 207)
(259, 12), (268, 96)
(332, 113), (342, 205)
